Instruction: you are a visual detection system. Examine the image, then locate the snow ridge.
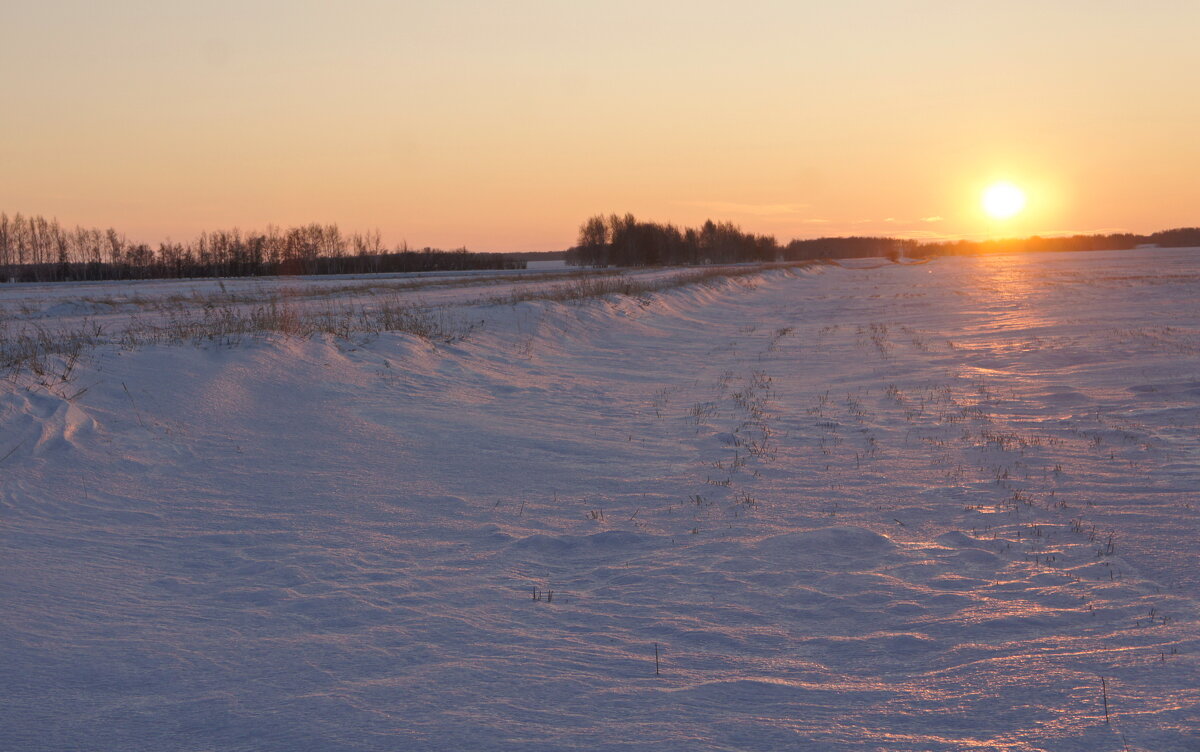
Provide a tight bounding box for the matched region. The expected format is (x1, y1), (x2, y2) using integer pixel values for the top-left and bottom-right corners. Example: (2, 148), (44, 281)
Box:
(3, 250), (1199, 751)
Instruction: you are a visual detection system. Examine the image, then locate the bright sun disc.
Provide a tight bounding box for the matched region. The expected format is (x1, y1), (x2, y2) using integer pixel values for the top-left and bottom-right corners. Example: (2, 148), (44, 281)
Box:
(982, 182), (1027, 219)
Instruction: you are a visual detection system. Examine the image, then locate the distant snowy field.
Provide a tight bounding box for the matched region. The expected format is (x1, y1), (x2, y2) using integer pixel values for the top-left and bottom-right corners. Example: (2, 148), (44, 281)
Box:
(3, 249), (1199, 751)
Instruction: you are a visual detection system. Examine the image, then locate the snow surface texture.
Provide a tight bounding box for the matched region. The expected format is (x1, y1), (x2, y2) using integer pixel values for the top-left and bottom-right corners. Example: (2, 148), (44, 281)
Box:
(3, 249), (1199, 751)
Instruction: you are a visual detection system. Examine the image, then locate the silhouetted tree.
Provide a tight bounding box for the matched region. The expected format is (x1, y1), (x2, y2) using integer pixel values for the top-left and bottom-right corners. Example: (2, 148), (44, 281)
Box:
(0, 213), (525, 282)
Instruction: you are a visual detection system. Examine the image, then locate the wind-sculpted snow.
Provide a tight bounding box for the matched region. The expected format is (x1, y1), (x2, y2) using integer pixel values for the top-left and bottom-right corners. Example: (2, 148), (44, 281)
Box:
(3, 249), (1200, 750)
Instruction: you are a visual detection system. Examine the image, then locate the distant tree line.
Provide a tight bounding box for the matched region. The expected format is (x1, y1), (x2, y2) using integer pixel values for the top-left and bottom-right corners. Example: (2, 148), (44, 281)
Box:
(566, 213), (1200, 267)
(782, 236), (909, 261)
(913, 227), (1200, 258)
(0, 212), (524, 283)
(567, 214), (780, 267)
(7, 209), (1198, 282)
(566, 214), (915, 266)
(503, 250), (568, 262)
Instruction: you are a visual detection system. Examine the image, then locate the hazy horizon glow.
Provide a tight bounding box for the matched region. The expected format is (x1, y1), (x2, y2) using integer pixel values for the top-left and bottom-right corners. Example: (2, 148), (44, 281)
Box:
(3, 1), (1199, 252)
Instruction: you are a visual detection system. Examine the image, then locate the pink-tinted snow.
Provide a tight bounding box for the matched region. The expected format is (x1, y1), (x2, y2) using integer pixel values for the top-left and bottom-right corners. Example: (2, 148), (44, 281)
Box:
(3, 249), (1199, 750)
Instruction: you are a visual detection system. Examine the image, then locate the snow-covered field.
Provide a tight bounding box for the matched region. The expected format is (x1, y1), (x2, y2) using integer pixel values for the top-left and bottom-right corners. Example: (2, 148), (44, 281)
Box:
(3, 249), (1199, 751)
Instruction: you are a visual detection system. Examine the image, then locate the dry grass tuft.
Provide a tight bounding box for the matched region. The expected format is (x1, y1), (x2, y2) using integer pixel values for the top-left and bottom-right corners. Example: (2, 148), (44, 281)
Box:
(1, 297), (474, 379)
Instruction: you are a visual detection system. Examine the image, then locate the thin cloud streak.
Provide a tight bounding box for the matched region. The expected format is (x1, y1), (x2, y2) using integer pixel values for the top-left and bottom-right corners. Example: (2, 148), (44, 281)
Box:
(675, 201), (812, 217)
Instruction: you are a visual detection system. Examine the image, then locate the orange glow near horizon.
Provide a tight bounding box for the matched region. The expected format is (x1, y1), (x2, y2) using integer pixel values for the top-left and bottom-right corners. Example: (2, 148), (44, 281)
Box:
(2, 3), (1199, 252)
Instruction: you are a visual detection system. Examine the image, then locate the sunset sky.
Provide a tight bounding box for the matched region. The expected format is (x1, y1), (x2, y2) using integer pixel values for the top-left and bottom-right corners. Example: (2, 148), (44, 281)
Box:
(4, 1), (1199, 252)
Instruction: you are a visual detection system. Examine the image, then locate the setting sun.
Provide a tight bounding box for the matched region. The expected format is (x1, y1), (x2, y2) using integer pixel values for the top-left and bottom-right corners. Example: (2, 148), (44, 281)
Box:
(982, 182), (1028, 220)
